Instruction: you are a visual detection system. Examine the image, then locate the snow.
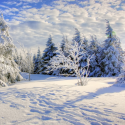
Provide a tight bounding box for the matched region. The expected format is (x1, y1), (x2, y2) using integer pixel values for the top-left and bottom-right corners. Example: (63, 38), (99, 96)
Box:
(0, 72), (125, 125)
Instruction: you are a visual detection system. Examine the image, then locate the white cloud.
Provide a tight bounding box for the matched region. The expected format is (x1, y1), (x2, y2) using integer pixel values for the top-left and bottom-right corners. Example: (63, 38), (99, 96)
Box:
(20, 0), (42, 3)
(63, 0), (75, 1)
(1, 0), (125, 53)
(3, 1), (17, 5)
(22, 5), (32, 9)
(16, 2), (23, 6)
(89, 0), (95, 5)
(0, 5), (9, 8)
(79, 1), (88, 5)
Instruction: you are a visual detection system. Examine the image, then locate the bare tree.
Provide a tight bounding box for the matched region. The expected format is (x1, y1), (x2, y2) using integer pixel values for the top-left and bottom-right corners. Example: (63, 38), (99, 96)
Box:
(16, 42), (34, 81)
(48, 41), (92, 86)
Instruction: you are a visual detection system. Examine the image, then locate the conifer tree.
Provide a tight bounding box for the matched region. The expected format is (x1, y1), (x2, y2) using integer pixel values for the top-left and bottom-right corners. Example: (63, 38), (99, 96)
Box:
(33, 54), (36, 73)
(40, 35), (57, 74)
(0, 13), (23, 86)
(60, 35), (70, 57)
(34, 47), (41, 74)
(88, 35), (102, 77)
(115, 52), (125, 87)
(72, 28), (82, 46)
(79, 36), (90, 70)
(100, 20), (124, 76)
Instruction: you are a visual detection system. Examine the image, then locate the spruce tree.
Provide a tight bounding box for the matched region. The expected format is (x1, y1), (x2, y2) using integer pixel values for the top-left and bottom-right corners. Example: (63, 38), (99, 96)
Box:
(100, 20), (124, 76)
(60, 35), (70, 57)
(72, 28), (82, 46)
(80, 36), (90, 70)
(0, 13), (23, 85)
(115, 52), (125, 87)
(34, 47), (41, 74)
(33, 54), (36, 73)
(88, 35), (102, 77)
(40, 35), (57, 74)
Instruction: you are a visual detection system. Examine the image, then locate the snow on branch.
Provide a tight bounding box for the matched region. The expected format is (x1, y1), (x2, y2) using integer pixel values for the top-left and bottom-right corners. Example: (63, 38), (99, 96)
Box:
(48, 41), (92, 86)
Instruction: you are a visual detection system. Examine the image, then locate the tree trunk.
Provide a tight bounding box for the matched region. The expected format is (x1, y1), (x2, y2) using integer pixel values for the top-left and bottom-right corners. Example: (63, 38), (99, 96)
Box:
(29, 73), (30, 81)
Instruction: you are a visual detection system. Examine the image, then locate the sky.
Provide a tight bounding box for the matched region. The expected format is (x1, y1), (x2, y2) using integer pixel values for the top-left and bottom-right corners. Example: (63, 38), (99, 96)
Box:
(0, 0), (125, 54)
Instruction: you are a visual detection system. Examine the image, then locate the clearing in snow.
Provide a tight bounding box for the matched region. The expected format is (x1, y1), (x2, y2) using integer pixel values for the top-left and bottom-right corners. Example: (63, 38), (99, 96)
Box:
(0, 72), (125, 125)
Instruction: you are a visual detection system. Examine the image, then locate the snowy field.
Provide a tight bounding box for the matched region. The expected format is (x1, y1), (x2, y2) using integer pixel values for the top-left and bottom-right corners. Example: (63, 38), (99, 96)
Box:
(0, 73), (125, 125)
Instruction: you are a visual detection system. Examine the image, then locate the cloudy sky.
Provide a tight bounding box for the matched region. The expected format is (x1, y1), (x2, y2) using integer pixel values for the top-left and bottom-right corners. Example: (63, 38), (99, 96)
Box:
(0, 0), (125, 54)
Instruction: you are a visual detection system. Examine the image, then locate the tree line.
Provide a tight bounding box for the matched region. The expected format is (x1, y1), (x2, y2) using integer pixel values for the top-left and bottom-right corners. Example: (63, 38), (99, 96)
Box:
(15, 20), (124, 78)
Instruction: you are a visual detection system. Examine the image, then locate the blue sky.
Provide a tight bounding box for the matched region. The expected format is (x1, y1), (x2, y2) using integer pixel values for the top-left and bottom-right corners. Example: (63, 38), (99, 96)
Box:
(0, 0), (125, 54)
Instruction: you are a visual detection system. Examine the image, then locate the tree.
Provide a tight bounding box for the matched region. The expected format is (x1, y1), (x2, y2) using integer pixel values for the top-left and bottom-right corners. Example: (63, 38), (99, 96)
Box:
(79, 36), (90, 71)
(100, 20), (124, 76)
(26, 51), (33, 80)
(34, 47), (41, 74)
(72, 28), (82, 46)
(16, 42), (34, 81)
(60, 35), (70, 57)
(115, 51), (125, 87)
(40, 35), (57, 74)
(0, 13), (23, 85)
(88, 35), (102, 77)
(48, 41), (91, 86)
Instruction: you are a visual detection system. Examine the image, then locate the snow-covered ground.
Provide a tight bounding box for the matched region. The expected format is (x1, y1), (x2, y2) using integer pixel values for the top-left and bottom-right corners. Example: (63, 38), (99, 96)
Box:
(0, 73), (125, 125)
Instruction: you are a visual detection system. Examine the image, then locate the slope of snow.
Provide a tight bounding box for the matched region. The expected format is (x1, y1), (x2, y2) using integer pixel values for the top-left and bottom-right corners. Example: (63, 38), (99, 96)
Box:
(0, 73), (125, 125)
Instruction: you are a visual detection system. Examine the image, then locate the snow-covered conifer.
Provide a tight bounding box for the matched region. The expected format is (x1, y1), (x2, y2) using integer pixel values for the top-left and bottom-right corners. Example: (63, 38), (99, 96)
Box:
(115, 68), (125, 87)
(60, 35), (70, 57)
(34, 47), (41, 74)
(115, 51), (125, 87)
(0, 13), (23, 85)
(88, 35), (102, 77)
(79, 36), (90, 70)
(100, 20), (124, 76)
(72, 28), (82, 46)
(40, 35), (57, 74)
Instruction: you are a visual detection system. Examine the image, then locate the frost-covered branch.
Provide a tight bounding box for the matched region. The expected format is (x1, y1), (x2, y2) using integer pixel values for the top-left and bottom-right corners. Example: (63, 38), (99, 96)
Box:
(16, 42), (34, 81)
(48, 41), (92, 86)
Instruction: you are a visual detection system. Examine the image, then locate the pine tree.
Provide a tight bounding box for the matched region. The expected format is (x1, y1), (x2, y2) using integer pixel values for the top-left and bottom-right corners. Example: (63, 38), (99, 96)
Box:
(60, 35), (70, 57)
(79, 36), (90, 70)
(0, 13), (23, 85)
(72, 28), (82, 46)
(100, 20), (124, 77)
(67, 28), (84, 76)
(115, 51), (125, 87)
(34, 47), (41, 74)
(40, 35), (57, 74)
(33, 54), (36, 73)
(88, 35), (102, 77)
(59, 36), (72, 75)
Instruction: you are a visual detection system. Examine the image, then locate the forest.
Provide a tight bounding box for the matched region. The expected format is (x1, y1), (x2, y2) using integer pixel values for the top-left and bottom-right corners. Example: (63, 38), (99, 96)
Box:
(0, 13), (125, 87)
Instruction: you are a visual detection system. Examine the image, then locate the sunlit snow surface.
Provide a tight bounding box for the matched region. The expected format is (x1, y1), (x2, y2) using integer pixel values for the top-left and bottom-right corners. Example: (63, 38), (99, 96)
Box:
(0, 72), (125, 125)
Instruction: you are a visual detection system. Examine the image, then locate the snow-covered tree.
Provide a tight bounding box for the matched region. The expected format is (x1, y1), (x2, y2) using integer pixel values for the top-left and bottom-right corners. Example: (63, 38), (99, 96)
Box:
(15, 41), (34, 80)
(115, 68), (125, 87)
(61, 35), (70, 57)
(79, 36), (90, 70)
(13, 49), (24, 71)
(48, 41), (91, 86)
(0, 13), (23, 86)
(25, 51), (33, 80)
(88, 35), (102, 77)
(33, 54), (36, 73)
(100, 20), (124, 76)
(59, 35), (72, 75)
(115, 51), (125, 87)
(72, 28), (82, 46)
(34, 47), (41, 74)
(40, 35), (57, 74)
